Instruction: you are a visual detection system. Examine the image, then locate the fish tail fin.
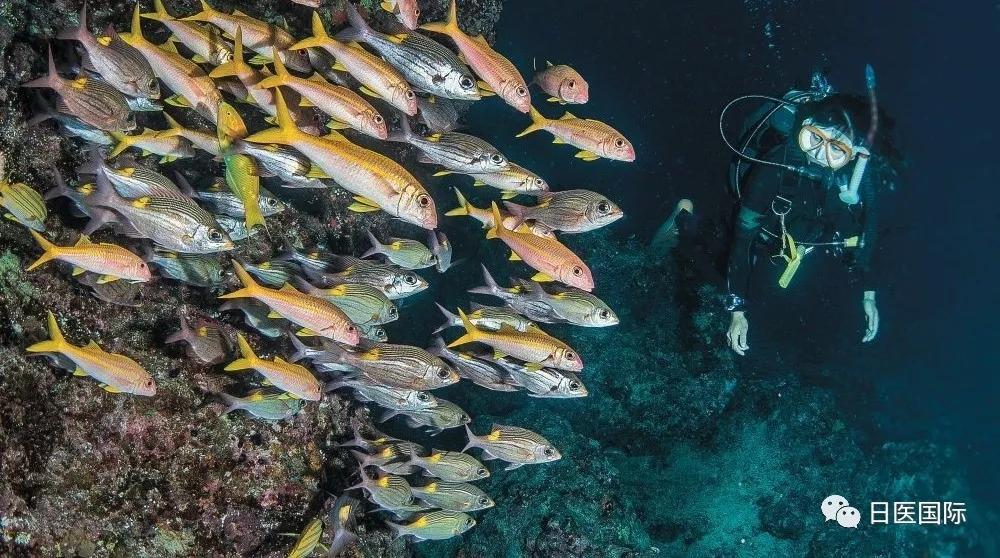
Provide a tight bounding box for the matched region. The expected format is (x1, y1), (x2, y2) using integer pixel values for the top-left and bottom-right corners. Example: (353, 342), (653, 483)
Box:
(242, 89), (301, 146)
(343, 3), (373, 41)
(444, 187), (474, 217)
(42, 167), (71, 201)
(516, 106), (546, 138)
(468, 263), (500, 296)
(287, 334), (313, 363)
(502, 200), (528, 228)
(57, 1), (90, 42)
(26, 311), (68, 354)
(386, 115), (415, 144)
(224, 333), (257, 370)
(141, 0), (175, 22)
(108, 130), (141, 158)
(432, 302), (459, 333)
(462, 424), (478, 452)
(129, 3), (146, 42)
(361, 230), (384, 259)
(289, 12), (331, 51)
(26, 230), (61, 271)
(446, 309), (481, 347)
(485, 202), (504, 239)
(255, 46), (289, 89)
(420, 0), (459, 36)
(207, 26), (247, 79)
(218, 261), (261, 300)
(22, 44), (59, 90)
(181, 0), (217, 23)
(173, 171), (196, 198)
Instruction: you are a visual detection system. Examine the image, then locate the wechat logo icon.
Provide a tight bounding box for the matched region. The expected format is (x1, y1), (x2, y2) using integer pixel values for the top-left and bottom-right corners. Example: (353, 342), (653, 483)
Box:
(822, 495), (861, 528)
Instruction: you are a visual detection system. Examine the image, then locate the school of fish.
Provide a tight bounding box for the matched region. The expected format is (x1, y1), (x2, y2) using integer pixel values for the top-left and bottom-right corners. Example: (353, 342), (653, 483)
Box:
(11, 0), (632, 552)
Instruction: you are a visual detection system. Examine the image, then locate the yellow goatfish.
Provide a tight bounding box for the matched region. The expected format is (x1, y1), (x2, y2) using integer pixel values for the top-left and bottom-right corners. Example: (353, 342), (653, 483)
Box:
(517, 106), (635, 162)
(28, 230), (152, 283)
(448, 309), (583, 372)
(421, 0), (530, 113)
(243, 89), (437, 229)
(109, 127), (196, 162)
(219, 262), (360, 345)
(27, 311), (156, 395)
(259, 47), (388, 140)
(141, 0), (234, 66)
(225, 334), (321, 400)
(485, 203), (594, 291)
(289, 12), (418, 116)
(161, 113), (221, 157)
(121, 4), (221, 123)
(182, 1), (311, 72)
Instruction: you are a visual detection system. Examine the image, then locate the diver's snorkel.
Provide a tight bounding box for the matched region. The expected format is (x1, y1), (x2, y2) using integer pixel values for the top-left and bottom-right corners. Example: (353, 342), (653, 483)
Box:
(838, 65), (879, 205)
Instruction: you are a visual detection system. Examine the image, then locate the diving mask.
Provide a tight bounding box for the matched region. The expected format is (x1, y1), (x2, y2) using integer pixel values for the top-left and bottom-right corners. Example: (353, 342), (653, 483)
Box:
(797, 120), (855, 170)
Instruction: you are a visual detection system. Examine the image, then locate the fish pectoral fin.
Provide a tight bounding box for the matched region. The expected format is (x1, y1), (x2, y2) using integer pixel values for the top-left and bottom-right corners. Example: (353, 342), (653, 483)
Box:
(96, 274), (120, 284)
(326, 120), (351, 130)
(306, 165), (330, 179)
(432, 170), (453, 177)
(552, 137), (567, 144)
(159, 155), (179, 164)
(501, 191), (517, 200)
(358, 86), (381, 99)
(164, 94), (192, 108)
(73, 366), (88, 377)
(547, 97), (561, 103)
(330, 61), (348, 72)
(508, 252), (522, 261)
(531, 272), (555, 282)
(504, 462), (524, 471)
(477, 81), (496, 96)
(296, 328), (319, 337)
(524, 362), (543, 371)
(248, 54), (272, 66)
(260, 378), (273, 386)
(472, 179), (487, 187)
(574, 150), (599, 161)
(191, 54), (208, 64)
(348, 195), (381, 213)
(100, 383), (123, 393)
(299, 97), (316, 108)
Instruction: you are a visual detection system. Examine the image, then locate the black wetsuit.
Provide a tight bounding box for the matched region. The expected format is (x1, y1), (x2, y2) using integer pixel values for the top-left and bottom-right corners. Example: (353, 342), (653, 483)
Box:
(725, 140), (883, 311)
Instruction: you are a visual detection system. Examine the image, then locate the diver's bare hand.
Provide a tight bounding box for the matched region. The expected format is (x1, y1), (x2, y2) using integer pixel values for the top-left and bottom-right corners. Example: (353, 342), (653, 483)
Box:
(727, 311), (749, 356)
(862, 290), (879, 343)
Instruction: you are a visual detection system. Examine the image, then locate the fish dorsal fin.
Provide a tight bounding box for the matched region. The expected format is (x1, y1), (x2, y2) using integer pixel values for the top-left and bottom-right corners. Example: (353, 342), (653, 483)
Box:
(278, 283), (301, 294)
(531, 272), (554, 282)
(472, 35), (489, 46)
(73, 366), (88, 377)
(85, 340), (101, 349)
(74, 235), (92, 246)
(273, 356), (288, 364)
(559, 112), (577, 120)
(546, 60), (553, 67)
(131, 197), (151, 209)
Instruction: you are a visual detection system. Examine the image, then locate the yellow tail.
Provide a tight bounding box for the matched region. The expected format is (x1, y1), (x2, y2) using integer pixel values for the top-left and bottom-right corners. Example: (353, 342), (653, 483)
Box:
(290, 12), (333, 52)
(141, 0), (175, 22)
(242, 88), (302, 146)
(420, 0), (460, 36)
(444, 187), (474, 216)
(180, 0), (217, 23)
(26, 230), (60, 271)
(218, 261), (262, 300)
(516, 106), (546, 138)
(109, 131), (141, 158)
(25, 311), (68, 354)
(446, 309), (482, 348)
(208, 25), (248, 79)
(224, 333), (258, 370)
(256, 47), (290, 89)
(485, 202), (504, 240)
(129, 4), (148, 43)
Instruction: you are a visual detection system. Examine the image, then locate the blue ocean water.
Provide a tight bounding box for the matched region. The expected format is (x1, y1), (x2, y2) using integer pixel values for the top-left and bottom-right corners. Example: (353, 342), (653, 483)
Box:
(398, 0), (998, 555)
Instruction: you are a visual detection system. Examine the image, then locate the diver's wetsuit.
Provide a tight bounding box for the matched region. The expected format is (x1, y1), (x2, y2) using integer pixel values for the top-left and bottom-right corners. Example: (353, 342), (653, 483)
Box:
(725, 139), (883, 310)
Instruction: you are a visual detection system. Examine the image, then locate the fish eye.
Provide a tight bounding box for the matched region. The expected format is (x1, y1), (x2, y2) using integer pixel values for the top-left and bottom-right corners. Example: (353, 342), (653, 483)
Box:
(534, 178), (544, 186)
(267, 198), (278, 207)
(477, 468), (488, 477)
(436, 368), (450, 379)
(614, 138), (625, 148)
(389, 307), (398, 317)
(417, 194), (430, 207)
(567, 80), (576, 88)
(145, 379), (154, 387)
(208, 229), (224, 242)
(347, 325), (357, 333)
(404, 275), (417, 285)
(490, 154), (504, 164)
(569, 381), (580, 390)
(417, 392), (430, 402)
(414, 8), (421, 15)
(479, 497), (490, 505)
(460, 413), (470, 422)
(405, 90), (415, 100)
(374, 114), (384, 124)
(543, 447), (554, 456)
(599, 309), (610, 319)
(515, 86), (527, 97)
(597, 201), (611, 213)
(565, 351), (576, 360)
(460, 76), (475, 89)
(572, 266), (583, 276)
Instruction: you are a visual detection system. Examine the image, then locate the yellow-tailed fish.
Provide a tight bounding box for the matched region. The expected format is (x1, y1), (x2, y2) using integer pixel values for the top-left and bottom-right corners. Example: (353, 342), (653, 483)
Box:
(503, 189), (623, 234)
(160, 113), (221, 157)
(217, 102), (265, 230)
(342, 4), (479, 101)
(289, 12), (417, 116)
(517, 106), (635, 162)
(181, 1), (311, 72)
(121, 5), (221, 123)
(444, 187), (552, 237)
(243, 89), (437, 229)
(485, 202), (594, 291)
(1, 180), (47, 231)
(448, 308), (583, 371)
(387, 511), (476, 542)
(463, 423), (561, 470)
(22, 45), (135, 132)
(259, 47), (387, 140)
(382, 0), (421, 29)
(59, 3), (159, 99)
(141, 0), (233, 66)
(421, 0), (530, 112)
(285, 517), (323, 558)
(27, 311), (156, 396)
(225, 333), (321, 400)
(27, 230), (151, 283)
(362, 230), (436, 270)
(219, 262), (360, 345)
(207, 26), (278, 116)
(532, 61), (589, 105)
(109, 128), (196, 162)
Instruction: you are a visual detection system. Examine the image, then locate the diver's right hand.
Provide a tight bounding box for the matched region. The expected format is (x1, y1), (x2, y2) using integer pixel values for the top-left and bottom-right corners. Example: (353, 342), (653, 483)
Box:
(727, 311), (749, 356)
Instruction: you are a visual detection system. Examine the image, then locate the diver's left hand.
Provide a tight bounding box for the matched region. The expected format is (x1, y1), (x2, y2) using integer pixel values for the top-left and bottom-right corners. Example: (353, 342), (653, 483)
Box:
(862, 290), (879, 343)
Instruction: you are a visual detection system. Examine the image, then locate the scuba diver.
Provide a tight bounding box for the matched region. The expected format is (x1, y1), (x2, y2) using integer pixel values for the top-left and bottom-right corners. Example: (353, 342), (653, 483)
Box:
(719, 69), (899, 356)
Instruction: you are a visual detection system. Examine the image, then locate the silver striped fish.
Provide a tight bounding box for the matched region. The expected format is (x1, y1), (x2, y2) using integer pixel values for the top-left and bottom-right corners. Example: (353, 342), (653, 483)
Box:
(467, 264), (563, 323)
(1, 180), (47, 231)
(342, 4), (479, 101)
(427, 337), (518, 392)
(359, 323), (388, 342)
(518, 280), (619, 327)
(215, 214), (258, 241)
(191, 181), (285, 219)
(243, 260), (297, 288)
(434, 302), (535, 333)
(232, 140), (327, 189)
(393, 117), (507, 174)
(494, 358), (588, 398)
(410, 481), (494, 512)
(464, 424), (561, 470)
(316, 341), (458, 391)
(380, 398), (470, 433)
(387, 511), (476, 542)
(407, 450), (489, 482)
(350, 467), (418, 512)
(96, 165), (185, 201)
(286, 517), (323, 558)
(143, 248), (223, 288)
(327, 377), (438, 411)
(219, 299), (283, 338)
(311, 256), (428, 300)
(505, 189), (623, 234)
